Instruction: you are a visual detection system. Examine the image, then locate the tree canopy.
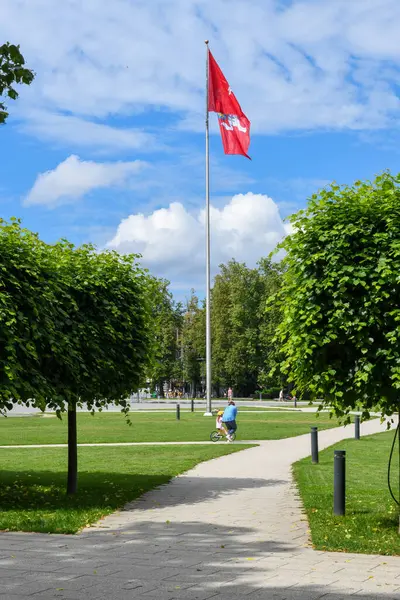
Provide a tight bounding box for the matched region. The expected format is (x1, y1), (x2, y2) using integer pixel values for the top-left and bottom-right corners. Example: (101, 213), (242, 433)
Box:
(0, 218), (154, 492)
(146, 278), (183, 392)
(0, 43), (34, 124)
(140, 260), (283, 399)
(181, 290), (204, 397)
(272, 171), (400, 421)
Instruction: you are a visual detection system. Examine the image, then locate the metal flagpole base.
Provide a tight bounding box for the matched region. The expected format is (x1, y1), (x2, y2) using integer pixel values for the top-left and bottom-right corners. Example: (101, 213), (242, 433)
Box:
(203, 412), (213, 416)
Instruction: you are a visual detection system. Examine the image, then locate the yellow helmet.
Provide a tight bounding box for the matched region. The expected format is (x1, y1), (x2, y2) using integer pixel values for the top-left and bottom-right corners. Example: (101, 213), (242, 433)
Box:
(217, 410), (224, 416)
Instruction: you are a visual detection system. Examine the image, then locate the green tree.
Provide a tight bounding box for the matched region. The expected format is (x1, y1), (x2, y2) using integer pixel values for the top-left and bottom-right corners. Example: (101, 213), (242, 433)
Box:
(273, 172), (400, 420)
(0, 43), (34, 124)
(179, 261), (283, 399)
(257, 258), (284, 392)
(147, 278), (183, 395)
(0, 220), (153, 494)
(0, 219), (66, 412)
(211, 260), (263, 397)
(52, 242), (154, 494)
(181, 290), (205, 396)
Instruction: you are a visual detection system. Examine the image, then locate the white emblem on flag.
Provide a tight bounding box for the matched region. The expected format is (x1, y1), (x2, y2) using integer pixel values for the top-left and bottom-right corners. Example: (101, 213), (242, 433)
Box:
(219, 115), (247, 133)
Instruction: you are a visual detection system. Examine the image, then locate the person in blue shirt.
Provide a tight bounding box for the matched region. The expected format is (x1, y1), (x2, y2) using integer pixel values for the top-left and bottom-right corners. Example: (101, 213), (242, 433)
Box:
(222, 400), (238, 442)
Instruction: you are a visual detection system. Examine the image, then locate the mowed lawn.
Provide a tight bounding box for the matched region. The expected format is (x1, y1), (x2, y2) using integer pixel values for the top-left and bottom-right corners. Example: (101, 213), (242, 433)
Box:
(0, 444), (253, 534)
(293, 430), (400, 556)
(0, 410), (346, 445)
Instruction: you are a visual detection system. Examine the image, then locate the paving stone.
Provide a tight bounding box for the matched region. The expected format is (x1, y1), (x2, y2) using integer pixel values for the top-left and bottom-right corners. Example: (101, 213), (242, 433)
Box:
(246, 590), (325, 600)
(55, 565), (123, 577)
(141, 589), (218, 600)
(5, 580), (56, 596)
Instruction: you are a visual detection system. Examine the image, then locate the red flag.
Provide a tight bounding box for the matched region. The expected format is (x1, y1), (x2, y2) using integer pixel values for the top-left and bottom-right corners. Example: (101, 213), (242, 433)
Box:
(208, 50), (251, 160)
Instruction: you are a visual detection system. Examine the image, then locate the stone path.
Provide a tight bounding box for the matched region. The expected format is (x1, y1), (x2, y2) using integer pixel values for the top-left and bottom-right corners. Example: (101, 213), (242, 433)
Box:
(1, 419), (399, 599)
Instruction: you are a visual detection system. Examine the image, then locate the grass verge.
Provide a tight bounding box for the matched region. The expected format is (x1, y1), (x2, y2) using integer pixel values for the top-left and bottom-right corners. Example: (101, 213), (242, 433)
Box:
(0, 410), (346, 445)
(0, 444), (254, 534)
(293, 430), (400, 556)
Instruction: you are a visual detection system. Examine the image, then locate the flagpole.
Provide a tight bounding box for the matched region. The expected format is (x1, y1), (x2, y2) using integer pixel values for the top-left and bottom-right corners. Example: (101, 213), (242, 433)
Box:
(204, 40), (212, 416)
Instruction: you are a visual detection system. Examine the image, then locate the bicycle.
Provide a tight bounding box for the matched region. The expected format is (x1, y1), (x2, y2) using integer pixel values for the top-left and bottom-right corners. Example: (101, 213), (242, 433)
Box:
(210, 429), (236, 442)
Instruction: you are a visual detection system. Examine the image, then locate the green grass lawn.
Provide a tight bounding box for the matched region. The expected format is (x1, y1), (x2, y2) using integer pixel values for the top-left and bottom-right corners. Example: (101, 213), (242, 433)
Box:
(0, 410), (346, 445)
(0, 444), (253, 534)
(293, 430), (400, 556)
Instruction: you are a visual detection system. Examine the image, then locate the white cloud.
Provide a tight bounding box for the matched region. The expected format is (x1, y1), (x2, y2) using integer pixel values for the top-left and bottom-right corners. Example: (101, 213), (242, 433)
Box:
(2, 0), (400, 145)
(22, 111), (158, 153)
(107, 192), (287, 288)
(25, 155), (147, 207)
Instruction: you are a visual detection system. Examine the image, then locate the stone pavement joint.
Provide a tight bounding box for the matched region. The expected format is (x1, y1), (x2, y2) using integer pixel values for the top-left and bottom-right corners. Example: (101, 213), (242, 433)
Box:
(0, 418), (399, 599)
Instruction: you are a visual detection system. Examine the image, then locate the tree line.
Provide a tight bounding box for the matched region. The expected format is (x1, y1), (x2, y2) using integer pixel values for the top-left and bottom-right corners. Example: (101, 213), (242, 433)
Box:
(148, 258), (283, 399)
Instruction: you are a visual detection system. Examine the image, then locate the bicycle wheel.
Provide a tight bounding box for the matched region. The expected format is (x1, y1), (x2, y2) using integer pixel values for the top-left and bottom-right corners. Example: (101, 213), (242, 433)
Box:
(210, 430), (222, 442)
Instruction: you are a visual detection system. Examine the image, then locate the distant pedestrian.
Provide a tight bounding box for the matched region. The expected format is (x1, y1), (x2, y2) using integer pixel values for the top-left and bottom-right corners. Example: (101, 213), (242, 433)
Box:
(227, 387), (233, 401)
(279, 389), (284, 402)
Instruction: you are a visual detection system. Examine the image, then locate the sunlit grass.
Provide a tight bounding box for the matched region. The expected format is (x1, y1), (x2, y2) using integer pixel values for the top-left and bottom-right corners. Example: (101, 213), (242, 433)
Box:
(0, 410), (346, 445)
(0, 444), (253, 533)
(293, 431), (400, 555)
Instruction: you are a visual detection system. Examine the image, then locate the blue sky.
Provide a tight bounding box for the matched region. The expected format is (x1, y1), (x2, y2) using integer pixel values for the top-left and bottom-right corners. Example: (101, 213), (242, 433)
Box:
(1, 0), (400, 296)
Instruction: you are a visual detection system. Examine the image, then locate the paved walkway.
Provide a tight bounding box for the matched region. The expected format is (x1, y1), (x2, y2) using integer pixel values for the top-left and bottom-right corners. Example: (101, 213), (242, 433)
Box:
(1, 419), (399, 600)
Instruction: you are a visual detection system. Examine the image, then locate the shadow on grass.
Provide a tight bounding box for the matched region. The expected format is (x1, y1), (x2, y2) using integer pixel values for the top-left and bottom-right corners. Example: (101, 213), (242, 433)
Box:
(0, 470), (171, 511)
(0, 470), (285, 533)
(0, 471), (284, 510)
(0, 520), (397, 599)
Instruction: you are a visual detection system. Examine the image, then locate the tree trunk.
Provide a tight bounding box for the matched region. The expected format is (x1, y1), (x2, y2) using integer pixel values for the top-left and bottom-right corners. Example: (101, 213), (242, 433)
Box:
(67, 403), (78, 495)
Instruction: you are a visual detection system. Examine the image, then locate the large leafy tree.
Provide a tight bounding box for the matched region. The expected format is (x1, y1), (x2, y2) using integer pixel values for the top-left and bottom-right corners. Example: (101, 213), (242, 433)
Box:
(177, 261), (283, 399)
(181, 291), (205, 397)
(0, 43), (34, 124)
(212, 260), (263, 396)
(0, 219), (66, 411)
(0, 220), (153, 494)
(273, 172), (400, 421)
(257, 258), (284, 391)
(147, 278), (183, 395)
(51, 242), (153, 494)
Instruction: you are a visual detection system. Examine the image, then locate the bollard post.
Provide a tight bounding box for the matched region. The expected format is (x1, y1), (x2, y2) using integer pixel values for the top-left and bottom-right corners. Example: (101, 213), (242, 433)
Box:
(311, 426), (319, 464)
(191, 398), (194, 413)
(354, 415), (360, 440)
(176, 403), (180, 420)
(334, 450), (346, 516)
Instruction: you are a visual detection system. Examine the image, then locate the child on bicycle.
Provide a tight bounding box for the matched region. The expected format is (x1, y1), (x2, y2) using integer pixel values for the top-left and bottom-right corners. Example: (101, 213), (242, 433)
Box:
(216, 410), (227, 437)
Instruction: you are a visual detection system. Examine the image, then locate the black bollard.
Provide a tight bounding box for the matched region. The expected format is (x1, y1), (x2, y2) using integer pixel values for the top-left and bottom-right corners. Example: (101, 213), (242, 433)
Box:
(334, 450), (346, 516)
(191, 398), (194, 413)
(176, 403), (180, 420)
(311, 426), (319, 464)
(354, 415), (360, 440)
